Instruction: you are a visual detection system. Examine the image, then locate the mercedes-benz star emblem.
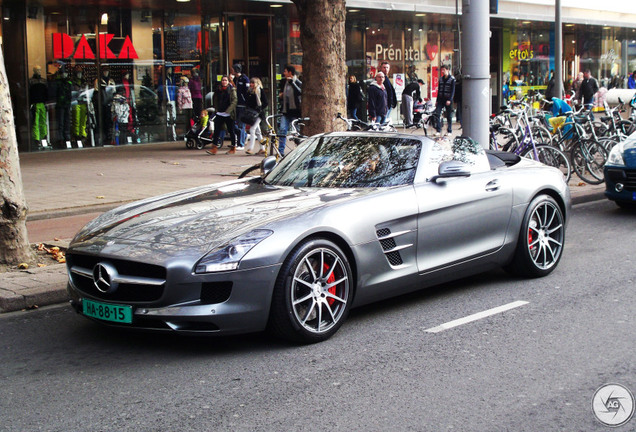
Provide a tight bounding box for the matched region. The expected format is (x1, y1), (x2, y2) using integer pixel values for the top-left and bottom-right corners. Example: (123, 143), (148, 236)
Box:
(92, 262), (119, 294)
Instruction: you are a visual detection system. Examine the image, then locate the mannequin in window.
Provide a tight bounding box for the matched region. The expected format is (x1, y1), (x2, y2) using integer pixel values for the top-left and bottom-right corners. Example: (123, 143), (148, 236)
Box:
(71, 66), (95, 142)
(29, 65), (48, 143)
(96, 68), (115, 143)
(56, 66), (73, 145)
(165, 67), (177, 139)
(177, 76), (193, 131)
(188, 68), (203, 121)
(122, 72), (136, 138)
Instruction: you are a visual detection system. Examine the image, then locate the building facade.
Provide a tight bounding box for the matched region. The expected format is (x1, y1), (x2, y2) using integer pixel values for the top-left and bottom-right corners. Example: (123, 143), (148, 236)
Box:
(0, 0), (634, 152)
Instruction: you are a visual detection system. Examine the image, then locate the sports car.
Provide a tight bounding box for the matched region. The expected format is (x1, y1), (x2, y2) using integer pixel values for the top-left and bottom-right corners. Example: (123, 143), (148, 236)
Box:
(604, 132), (636, 209)
(66, 132), (570, 343)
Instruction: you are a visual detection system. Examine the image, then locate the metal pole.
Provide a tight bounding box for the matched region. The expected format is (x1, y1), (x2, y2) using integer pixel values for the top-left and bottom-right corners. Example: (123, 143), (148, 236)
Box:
(461, 0), (489, 148)
(555, 0), (563, 98)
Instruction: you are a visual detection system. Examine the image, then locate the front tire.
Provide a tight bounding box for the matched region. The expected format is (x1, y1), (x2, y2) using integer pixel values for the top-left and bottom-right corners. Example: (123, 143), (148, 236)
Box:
(269, 238), (353, 343)
(505, 195), (565, 278)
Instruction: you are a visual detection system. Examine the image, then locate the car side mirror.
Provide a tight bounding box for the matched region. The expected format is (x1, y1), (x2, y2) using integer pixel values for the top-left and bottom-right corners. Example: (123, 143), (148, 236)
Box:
(430, 160), (471, 183)
(260, 156), (277, 177)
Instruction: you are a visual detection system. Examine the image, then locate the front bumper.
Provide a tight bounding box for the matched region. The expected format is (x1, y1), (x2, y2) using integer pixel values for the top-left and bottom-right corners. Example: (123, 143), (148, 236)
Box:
(67, 261), (282, 335)
(604, 166), (636, 204)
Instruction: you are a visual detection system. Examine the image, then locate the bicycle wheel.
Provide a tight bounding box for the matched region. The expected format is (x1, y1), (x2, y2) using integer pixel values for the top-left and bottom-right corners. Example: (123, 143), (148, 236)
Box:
(491, 127), (519, 151)
(238, 163), (261, 179)
(523, 145), (571, 183)
(570, 139), (607, 185)
(530, 125), (553, 146)
(618, 119), (635, 136)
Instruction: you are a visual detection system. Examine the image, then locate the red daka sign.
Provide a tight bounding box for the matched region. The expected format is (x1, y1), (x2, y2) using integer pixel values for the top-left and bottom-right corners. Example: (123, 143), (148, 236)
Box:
(53, 33), (139, 60)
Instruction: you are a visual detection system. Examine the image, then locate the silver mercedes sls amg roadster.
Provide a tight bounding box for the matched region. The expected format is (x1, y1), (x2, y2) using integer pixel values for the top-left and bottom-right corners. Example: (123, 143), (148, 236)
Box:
(67, 132), (570, 343)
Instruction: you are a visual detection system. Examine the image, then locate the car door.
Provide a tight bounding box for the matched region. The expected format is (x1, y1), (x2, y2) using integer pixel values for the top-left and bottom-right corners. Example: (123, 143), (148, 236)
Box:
(414, 140), (513, 273)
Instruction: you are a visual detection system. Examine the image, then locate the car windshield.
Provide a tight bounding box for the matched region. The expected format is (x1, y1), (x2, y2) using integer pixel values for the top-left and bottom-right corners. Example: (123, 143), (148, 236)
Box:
(265, 134), (421, 188)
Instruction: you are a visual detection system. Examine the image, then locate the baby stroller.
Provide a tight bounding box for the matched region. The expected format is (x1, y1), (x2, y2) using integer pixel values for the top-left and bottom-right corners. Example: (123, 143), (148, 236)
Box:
(185, 108), (221, 150)
(411, 100), (436, 135)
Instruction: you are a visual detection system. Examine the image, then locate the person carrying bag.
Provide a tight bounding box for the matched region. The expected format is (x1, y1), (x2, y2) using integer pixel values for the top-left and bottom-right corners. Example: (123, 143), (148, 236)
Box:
(244, 77), (269, 155)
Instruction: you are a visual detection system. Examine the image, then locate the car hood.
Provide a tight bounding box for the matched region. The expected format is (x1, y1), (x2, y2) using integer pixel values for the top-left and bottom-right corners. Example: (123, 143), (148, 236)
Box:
(71, 178), (374, 254)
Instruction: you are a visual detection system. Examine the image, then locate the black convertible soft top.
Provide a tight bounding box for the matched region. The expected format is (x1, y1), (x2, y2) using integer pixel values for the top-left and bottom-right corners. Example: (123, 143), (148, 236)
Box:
(485, 149), (521, 169)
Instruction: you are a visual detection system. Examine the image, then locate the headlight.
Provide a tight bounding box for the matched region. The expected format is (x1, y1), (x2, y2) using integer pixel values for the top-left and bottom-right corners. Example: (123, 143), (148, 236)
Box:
(607, 143), (625, 167)
(195, 229), (273, 273)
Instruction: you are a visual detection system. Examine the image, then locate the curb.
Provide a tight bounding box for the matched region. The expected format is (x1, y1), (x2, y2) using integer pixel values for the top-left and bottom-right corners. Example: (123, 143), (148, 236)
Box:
(0, 265), (68, 313)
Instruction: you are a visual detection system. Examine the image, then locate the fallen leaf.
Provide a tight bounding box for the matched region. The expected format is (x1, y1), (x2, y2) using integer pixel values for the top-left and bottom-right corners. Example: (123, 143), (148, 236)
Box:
(97, 173), (104, 176)
(53, 237), (60, 241)
(57, 257), (66, 264)
(577, 182), (586, 187)
(18, 263), (29, 269)
(96, 196), (105, 199)
(37, 263), (47, 268)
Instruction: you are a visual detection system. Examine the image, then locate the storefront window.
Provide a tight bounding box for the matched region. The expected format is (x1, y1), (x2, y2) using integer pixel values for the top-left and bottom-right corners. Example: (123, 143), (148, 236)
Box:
(503, 23), (551, 100)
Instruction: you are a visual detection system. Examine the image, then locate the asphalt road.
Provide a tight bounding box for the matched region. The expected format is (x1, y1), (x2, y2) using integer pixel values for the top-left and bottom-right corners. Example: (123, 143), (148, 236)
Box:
(1, 199), (634, 432)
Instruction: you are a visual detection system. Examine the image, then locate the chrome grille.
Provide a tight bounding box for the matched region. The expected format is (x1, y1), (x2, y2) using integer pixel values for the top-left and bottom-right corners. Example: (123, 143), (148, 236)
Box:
(67, 253), (166, 302)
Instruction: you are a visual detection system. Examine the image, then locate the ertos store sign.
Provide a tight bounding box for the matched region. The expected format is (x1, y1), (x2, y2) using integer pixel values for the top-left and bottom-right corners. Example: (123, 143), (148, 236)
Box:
(53, 33), (139, 59)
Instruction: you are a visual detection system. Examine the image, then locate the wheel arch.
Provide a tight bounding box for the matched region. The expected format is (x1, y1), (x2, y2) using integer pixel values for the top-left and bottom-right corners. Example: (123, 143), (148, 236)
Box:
(534, 187), (568, 223)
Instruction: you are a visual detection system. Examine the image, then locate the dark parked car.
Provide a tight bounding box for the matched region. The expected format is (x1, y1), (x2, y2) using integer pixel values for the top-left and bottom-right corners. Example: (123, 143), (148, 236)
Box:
(604, 132), (636, 209)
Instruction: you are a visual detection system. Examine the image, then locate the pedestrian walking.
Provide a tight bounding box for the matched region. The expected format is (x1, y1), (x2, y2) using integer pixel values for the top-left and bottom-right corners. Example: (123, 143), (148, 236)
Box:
(233, 63), (250, 148)
(435, 65), (455, 136)
(628, 71), (636, 89)
(380, 61), (397, 119)
(575, 69), (599, 108)
(346, 75), (364, 120)
(244, 77), (269, 156)
(367, 72), (388, 124)
(277, 65), (302, 156)
(206, 75), (237, 155)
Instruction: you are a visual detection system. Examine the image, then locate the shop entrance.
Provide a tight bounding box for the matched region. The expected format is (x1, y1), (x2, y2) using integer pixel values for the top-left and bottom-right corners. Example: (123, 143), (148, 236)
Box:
(209, 14), (273, 116)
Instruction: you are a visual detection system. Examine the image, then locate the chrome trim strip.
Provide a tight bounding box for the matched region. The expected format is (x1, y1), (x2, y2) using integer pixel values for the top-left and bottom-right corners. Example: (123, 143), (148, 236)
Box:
(376, 229), (411, 240)
(70, 266), (165, 286)
(382, 243), (413, 254)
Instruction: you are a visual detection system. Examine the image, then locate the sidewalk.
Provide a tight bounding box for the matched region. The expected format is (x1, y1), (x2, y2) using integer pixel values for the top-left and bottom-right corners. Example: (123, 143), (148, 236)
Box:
(0, 126), (605, 313)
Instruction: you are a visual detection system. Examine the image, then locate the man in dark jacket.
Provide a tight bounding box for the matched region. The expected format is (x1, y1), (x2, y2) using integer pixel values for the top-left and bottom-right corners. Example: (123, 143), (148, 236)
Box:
(232, 63), (250, 148)
(380, 62), (397, 119)
(576, 69), (599, 108)
(401, 79), (424, 127)
(435, 65), (455, 135)
(278, 65), (302, 156)
(367, 72), (388, 124)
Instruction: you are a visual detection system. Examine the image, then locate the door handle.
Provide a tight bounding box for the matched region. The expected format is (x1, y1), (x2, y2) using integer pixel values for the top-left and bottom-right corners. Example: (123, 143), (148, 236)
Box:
(485, 180), (499, 192)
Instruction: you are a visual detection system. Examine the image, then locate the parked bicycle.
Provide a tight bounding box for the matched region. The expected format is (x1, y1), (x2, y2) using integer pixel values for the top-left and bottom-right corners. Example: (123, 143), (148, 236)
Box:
(238, 115), (308, 178)
(502, 108), (571, 182)
(334, 112), (397, 132)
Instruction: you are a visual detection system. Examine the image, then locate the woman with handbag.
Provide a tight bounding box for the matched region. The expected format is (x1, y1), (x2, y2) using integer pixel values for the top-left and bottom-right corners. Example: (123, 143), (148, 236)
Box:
(244, 77), (269, 155)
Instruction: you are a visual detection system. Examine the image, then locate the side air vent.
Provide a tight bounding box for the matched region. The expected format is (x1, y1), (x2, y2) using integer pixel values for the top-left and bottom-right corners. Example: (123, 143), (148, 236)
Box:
(375, 228), (412, 268)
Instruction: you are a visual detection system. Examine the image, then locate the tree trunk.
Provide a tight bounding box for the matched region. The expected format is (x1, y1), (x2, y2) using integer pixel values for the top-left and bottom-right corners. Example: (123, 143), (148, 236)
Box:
(292, 0), (347, 135)
(0, 48), (34, 268)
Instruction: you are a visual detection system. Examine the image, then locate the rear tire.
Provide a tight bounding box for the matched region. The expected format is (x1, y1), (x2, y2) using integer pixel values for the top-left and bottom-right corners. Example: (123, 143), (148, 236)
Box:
(505, 195), (565, 278)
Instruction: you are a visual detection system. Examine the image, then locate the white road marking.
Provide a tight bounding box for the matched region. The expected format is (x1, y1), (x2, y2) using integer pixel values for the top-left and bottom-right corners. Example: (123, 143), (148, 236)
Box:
(425, 300), (529, 333)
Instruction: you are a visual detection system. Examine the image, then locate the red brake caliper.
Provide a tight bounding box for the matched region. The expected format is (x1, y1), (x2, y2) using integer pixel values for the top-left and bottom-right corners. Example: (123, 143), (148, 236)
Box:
(528, 228), (534, 250)
(323, 263), (337, 306)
